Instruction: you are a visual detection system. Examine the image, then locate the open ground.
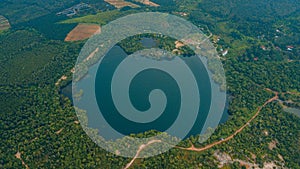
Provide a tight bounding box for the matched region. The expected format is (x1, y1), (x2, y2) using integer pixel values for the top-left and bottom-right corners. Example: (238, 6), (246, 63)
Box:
(65, 24), (101, 42)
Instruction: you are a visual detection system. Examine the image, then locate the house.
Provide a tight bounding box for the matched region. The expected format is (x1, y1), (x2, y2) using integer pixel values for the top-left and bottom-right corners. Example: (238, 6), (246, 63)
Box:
(261, 45), (266, 51)
(222, 50), (228, 56)
(287, 46), (294, 51)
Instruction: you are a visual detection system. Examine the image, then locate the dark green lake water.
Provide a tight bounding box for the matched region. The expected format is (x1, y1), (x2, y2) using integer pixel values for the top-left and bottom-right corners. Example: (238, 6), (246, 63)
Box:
(63, 38), (229, 140)
(140, 37), (157, 48)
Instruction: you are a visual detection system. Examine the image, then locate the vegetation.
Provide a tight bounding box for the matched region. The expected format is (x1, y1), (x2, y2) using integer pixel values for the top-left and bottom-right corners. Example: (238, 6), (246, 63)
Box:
(0, 29), (81, 85)
(61, 10), (137, 25)
(0, 0), (299, 168)
(118, 33), (195, 56)
(0, 0), (115, 24)
(16, 14), (77, 40)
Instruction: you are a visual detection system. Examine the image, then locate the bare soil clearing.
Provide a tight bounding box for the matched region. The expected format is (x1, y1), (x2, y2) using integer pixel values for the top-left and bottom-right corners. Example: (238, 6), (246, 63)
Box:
(175, 40), (185, 48)
(135, 0), (159, 6)
(104, 0), (139, 9)
(55, 128), (64, 134)
(65, 24), (101, 42)
(85, 47), (99, 62)
(55, 75), (67, 86)
(268, 140), (278, 150)
(123, 140), (162, 169)
(0, 15), (10, 31)
(15, 152), (29, 169)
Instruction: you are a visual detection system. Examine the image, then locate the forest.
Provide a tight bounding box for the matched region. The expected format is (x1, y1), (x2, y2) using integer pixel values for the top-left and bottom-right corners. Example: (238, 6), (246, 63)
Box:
(0, 0), (299, 168)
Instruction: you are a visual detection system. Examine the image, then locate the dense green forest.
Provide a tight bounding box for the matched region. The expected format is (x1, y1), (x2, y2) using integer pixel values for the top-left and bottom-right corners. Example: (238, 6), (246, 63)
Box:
(0, 0), (299, 168)
(117, 33), (195, 57)
(0, 0), (115, 24)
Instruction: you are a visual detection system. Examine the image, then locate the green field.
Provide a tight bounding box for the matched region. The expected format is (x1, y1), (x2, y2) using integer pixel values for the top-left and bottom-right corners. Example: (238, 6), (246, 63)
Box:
(61, 10), (136, 25)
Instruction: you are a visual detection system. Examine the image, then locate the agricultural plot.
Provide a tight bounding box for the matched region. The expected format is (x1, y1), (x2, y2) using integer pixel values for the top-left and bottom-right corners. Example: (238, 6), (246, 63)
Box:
(65, 24), (101, 41)
(104, 0), (140, 9)
(0, 16), (10, 31)
(135, 0), (159, 7)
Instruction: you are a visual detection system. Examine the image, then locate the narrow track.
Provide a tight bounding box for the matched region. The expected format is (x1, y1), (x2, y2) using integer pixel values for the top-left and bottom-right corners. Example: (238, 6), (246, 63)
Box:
(124, 90), (278, 168)
(177, 91), (278, 152)
(124, 140), (162, 169)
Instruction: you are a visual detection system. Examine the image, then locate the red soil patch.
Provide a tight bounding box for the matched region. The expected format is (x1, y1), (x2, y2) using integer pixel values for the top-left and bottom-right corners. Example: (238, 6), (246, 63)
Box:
(175, 40), (185, 48)
(104, 0), (139, 8)
(135, 0), (159, 7)
(65, 24), (101, 42)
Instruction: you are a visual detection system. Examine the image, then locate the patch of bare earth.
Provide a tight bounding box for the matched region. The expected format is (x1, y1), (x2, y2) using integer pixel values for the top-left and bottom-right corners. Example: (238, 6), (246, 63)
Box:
(15, 152), (29, 169)
(104, 0), (139, 8)
(235, 159), (259, 169)
(85, 47), (99, 62)
(0, 15), (10, 31)
(268, 140), (278, 150)
(123, 140), (162, 169)
(172, 41), (186, 54)
(175, 40), (185, 48)
(213, 151), (232, 168)
(278, 154), (284, 162)
(214, 151), (286, 169)
(55, 75), (67, 86)
(135, 0), (159, 6)
(263, 130), (269, 136)
(263, 162), (285, 169)
(65, 24), (101, 42)
(55, 128), (64, 134)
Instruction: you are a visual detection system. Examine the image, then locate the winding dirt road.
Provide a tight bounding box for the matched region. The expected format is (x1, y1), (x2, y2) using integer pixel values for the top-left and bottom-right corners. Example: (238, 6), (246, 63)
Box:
(123, 140), (162, 169)
(123, 90), (278, 168)
(15, 151), (29, 169)
(177, 91), (278, 152)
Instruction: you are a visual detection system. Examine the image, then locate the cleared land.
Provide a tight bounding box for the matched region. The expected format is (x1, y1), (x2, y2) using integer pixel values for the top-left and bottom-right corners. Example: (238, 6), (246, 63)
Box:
(135, 0), (159, 7)
(104, 0), (139, 8)
(0, 15), (10, 31)
(65, 24), (101, 41)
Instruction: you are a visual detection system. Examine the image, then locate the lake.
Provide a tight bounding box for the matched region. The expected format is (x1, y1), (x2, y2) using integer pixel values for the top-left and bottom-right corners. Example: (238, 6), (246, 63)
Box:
(63, 38), (229, 140)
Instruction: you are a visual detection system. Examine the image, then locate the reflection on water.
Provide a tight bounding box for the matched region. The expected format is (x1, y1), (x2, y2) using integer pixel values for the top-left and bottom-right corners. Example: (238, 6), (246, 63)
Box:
(140, 37), (157, 48)
(60, 80), (230, 124)
(60, 45), (230, 139)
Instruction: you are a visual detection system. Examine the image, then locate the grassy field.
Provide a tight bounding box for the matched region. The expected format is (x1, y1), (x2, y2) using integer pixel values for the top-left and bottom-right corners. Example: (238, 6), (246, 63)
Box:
(133, 0), (159, 7)
(104, 0), (139, 8)
(61, 10), (136, 25)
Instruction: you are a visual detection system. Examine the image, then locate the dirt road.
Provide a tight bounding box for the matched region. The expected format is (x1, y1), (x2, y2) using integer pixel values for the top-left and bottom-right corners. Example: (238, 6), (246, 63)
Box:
(124, 140), (162, 169)
(124, 89), (278, 168)
(177, 91), (278, 152)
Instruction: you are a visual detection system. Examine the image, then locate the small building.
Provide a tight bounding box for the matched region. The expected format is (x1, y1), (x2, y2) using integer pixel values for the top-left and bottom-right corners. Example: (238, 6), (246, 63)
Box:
(260, 45), (266, 51)
(287, 46), (294, 51)
(222, 50), (228, 56)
